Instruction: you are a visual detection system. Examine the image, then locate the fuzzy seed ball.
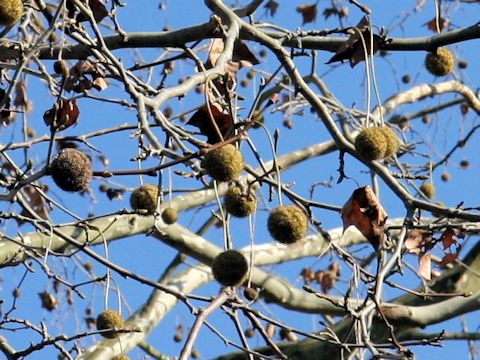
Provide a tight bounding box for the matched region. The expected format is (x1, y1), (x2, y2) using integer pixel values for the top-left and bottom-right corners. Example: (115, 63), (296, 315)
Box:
(161, 207), (178, 224)
(130, 184), (159, 214)
(112, 356), (130, 360)
(0, 0), (24, 26)
(354, 128), (388, 161)
(96, 310), (124, 339)
(267, 206), (308, 244)
(379, 127), (399, 157)
(50, 148), (92, 192)
(202, 144), (243, 182)
(211, 250), (249, 286)
(425, 47), (455, 76)
(420, 183), (436, 199)
(224, 185), (257, 217)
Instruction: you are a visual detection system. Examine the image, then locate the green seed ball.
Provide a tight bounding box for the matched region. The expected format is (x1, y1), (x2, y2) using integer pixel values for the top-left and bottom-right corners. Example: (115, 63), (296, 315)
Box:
(202, 144), (243, 182)
(379, 127), (399, 157)
(130, 184), (159, 214)
(267, 206), (308, 244)
(420, 183), (436, 199)
(0, 0), (24, 26)
(425, 47), (455, 76)
(96, 310), (124, 339)
(355, 128), (388, 161)
(161, 207), (178, 224)
(50, 148), (92, 192)
(212, 250), (249, 286)
(224, 185), (257, 218)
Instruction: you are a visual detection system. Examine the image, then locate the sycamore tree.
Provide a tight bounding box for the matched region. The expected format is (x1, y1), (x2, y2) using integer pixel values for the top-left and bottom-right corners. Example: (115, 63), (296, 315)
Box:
(1, 0), (480, 359)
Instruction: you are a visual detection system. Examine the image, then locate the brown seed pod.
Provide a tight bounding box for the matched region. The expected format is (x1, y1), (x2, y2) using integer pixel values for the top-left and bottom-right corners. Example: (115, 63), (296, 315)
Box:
(96, 310), (124, 339)
(0, 0), (24, 26)
(267, 206), (308, 244)
(425, 47), (455, 76)
(161, 207), (178, 224)
(212, 250), (249, 286)
(420, 183), (436, 199)
(202, 144), (243, 182)
(50, 148), (92, 192)
(130, 184), (159, 214)
(111, 356), (130, 360)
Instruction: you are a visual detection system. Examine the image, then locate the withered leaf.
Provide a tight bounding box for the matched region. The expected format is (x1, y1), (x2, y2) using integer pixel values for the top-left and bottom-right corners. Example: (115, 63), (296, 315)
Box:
(425, 17), (449, 33)
(441, 227), (457, 249)
(207, 38), (259, 79)
(67, 0), (108, 23)
(405, 229), (432, 254)
(0, 88), (12, 125)
(296, 3), (317, 25)
(341, 185), (388, 250)
(14, 81), (33, 113)
(39, 291), (58, 311)
(439, 253), (457, 268)
(188, 103), (234, 144)
(43, 99), (80, 131)
(19, 185), (50, 223)
(418, 252), (432, 280)
(327, 17), (389, 67)
(265, 0), (279, 17)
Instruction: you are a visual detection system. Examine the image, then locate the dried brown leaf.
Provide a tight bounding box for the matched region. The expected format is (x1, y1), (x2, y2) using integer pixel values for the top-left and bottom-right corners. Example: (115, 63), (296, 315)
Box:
(418, 252), (432, 280)
(441, 227), (457, 249)
(341, 185), (388, 250)
(188, 103), (234, 144)
(439, 253), (457, 268)
(265, 0), (279, 17)
(67, 0), (108, 23)
(405, 229), (432, 254)
(296, 3), (317, 25)
(43, 99), (80, 131)
(425, 17), (449, 33)
(327, 17), (388, 67)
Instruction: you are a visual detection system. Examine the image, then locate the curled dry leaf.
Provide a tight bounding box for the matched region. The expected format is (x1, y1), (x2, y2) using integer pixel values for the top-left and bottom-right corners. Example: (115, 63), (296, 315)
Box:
(425, 17), (449, 33)
(327, 17), (389, 67)
(188, 103), (234, 144)
(341, 185), (388, 250)
(418, 252), (432, 280)
(405, 229), (432, 254)
(265, 0), (279, 17)
(14, 81), (33, 113)
(43, 99), (80, 131)
(439, 253), (457, 268)
(39, 291), (58, 311)
(19, 185), (50, 223)
(0, 88), (12, 125)
(441, 227), (457, 249)
(296, 3), (317, 25)
(67, 0), (108, 23)
(207, 38), (260, 79)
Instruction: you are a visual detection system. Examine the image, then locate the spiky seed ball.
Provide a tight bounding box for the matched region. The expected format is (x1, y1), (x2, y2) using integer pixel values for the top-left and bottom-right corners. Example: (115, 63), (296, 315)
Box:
(224, 185), (257, 218)
(112, 356), (130, 360)
(420, 183), (436, 199)
(130, 184), (159, 214)
(96, 310), (124, 339)
(211, 250), (249, 286)
(267, 206), (308, 244)
(354, 128), (388, 161)
(161, 207), (178, 224)
(379, 127), (399, 157)
(202, 144), (243, 182)
(441, 172), (451, 182)
(50, 148), (92, 192)
(425, 47), (455, 76)
(0, 0), (24, 26)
